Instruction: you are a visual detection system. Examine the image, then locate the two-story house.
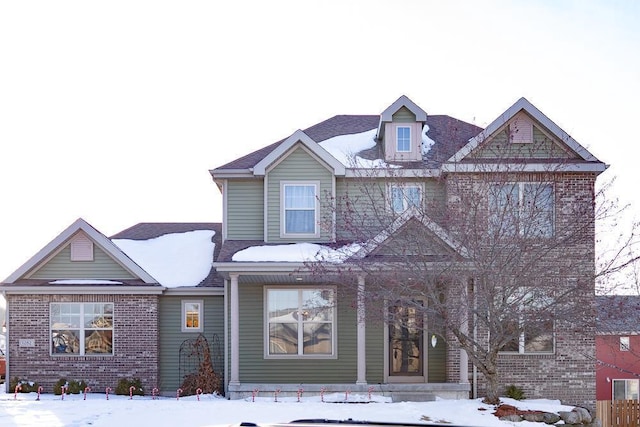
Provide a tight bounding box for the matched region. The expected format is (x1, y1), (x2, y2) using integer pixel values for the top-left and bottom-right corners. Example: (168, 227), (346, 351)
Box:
(210, 95), (606, 404)
(2, 95), (605, 405)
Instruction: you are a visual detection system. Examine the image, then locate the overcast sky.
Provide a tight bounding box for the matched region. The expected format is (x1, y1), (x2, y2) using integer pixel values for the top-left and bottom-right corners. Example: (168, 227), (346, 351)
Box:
(1, 0), (639, 282)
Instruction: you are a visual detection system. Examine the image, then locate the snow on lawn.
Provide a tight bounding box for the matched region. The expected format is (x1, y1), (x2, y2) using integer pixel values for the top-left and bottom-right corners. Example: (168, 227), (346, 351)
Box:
(0, 386), (578, 427)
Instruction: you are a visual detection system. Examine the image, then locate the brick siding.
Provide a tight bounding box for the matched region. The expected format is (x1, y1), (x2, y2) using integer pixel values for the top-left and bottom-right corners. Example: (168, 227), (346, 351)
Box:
(6, 293), (159, 394)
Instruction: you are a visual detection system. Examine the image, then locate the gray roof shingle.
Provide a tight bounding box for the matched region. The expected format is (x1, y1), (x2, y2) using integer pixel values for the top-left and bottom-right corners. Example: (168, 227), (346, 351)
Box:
(214, 114), (482, 171)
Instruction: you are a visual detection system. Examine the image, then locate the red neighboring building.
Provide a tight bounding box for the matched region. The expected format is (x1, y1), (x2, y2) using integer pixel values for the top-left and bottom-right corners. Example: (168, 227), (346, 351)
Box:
(596, 296), (640, 401)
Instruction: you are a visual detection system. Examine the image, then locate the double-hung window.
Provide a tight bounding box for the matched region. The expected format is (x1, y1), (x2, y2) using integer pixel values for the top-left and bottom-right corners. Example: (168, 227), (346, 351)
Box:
(282, 182), (319, 237)
(390, 184), (422, 213)
(613, 379), (639, 400)
(266, 287), (335, 357)
(396, 126), (411, 152)
(51, 303), (113, 355)
(489, 182), (554, 238)
(500, 289), (554, 354)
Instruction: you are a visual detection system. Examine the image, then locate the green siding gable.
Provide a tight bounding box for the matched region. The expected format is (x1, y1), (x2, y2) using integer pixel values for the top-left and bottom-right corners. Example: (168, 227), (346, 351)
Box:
(471, 125), (577, 160)
(266, 145), (334, 242)
(29, 244), (135, 279)
(227, 179), (264, 240)
(391, 107), (416, 123)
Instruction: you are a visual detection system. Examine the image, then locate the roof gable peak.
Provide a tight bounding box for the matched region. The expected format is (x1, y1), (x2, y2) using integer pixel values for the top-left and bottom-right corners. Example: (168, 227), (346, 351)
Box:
(447, 97), (603, 164)
(3, 218), (157, 284)
(252, 129), (346, 176)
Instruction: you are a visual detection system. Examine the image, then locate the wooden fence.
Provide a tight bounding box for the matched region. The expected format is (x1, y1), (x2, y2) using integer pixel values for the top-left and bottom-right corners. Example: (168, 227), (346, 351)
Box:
(597, 400), (640, 427)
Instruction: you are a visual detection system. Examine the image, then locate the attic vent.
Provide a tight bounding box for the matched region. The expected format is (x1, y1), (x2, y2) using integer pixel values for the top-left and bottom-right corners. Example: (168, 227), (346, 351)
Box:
(70, 234), (94, 261)
(509, 113), (533, 144)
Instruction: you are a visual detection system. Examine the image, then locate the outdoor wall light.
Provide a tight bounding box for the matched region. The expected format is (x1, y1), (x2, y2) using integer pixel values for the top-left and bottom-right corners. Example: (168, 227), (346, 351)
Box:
(431, 334), (438, 348)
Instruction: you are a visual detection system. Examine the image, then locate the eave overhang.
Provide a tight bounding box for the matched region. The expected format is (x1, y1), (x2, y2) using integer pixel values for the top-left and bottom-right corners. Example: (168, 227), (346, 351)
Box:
(440, 162), (609, 174)
(0, 285), (165, 295)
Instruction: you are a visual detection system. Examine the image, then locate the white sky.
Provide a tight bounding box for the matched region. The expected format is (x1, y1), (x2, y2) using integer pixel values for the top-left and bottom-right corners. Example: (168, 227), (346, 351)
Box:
(0, 387), (577, 427)
(2, 0), (640, 281)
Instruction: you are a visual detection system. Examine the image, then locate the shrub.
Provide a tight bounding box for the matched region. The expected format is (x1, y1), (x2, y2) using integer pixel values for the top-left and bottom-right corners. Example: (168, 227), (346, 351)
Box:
(9, 377), (39, 393)
(54, 378), (88, 395)
(505, 384), (525, 400)
(115, 377), (144, 396)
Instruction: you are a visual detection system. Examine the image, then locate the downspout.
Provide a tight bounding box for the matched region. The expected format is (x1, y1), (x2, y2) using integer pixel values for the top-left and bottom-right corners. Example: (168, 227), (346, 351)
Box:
(2, 291), (8, 393)
(472, 279), (477, 399)
(223, 279), (229, 397)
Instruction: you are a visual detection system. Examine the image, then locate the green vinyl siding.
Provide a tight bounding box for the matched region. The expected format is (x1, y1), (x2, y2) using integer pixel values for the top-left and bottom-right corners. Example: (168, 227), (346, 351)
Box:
(226, 179), (264, 240)
(427, 332), (446, 383)
(266, 146), (334, 242)
(158, 295), (225, 393)
(471, 126), (577, 159)
(237, 283), (359, 383)
(391, 107), (416, 122)
(335, 178), (445, 241)
(29, 245), (135, 279)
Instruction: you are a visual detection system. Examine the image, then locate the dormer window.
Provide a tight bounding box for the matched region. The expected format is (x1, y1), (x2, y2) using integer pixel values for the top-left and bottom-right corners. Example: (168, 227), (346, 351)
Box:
(396, 126), (411, 152)
(70, 234), (94, 261)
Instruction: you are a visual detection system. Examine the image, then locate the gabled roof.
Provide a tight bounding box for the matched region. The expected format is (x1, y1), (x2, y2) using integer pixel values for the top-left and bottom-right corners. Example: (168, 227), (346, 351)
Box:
(380, 95), (428, 123)
(252, 129), (346, 176)
(447, 97), (603, 164)
(353, 207), (470, 261)
(211, 114), (480, 174)
(3, 218), (157, 284)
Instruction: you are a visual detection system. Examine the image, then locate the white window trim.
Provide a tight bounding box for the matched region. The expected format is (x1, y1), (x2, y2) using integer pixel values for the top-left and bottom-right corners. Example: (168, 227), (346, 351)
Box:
(620, 336), (630, 351)
(50, 302), (114, 356)
(613, 378), (640, 400)
(490, 182), (555, 238)
(396, 125), (412, 152)
(264, 286), (337, 359)
(280, 181), (320, 238)
(388, 183), (423, 213)
(181, 300), (204, 333)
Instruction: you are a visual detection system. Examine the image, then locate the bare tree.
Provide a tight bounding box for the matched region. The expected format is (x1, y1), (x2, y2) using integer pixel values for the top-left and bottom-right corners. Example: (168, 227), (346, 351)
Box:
(309, 138), (638, 404)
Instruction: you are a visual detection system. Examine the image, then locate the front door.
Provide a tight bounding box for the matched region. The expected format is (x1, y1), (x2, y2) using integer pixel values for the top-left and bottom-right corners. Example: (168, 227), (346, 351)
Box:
(389, 300), (424, 377)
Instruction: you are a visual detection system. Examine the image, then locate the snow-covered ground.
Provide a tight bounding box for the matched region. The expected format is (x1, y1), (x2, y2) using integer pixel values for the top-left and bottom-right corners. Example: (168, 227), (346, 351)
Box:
(0, 384), (577, 427)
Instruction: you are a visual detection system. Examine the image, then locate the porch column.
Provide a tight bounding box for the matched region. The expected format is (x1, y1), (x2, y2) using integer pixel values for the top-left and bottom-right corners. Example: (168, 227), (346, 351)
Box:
(356, 275), (367, 385)
(229, 273), (240, 386)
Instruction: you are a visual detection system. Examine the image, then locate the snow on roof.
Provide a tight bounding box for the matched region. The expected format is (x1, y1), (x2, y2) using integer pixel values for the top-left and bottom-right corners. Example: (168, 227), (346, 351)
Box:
(49, 279), (124, 285)
(318, 128), (380, 167)
(232, 242), (361, 263)
(318, 125), (435, 167)
(113, 230), (215, 288)
(421, 124), (435, 155)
